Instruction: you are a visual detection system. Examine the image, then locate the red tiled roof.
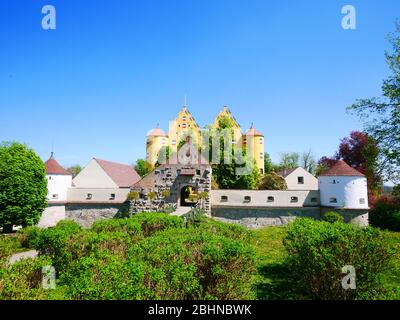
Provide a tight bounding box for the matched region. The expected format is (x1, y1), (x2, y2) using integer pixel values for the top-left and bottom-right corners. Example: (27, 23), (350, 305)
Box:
(95, 158), (141, 187)
(147, 128), (167, 137)
(277, 168), (297, 178)
(245, 127), (263, 136)
(319, 160), (365, 177)
(45, 155), (71, 175)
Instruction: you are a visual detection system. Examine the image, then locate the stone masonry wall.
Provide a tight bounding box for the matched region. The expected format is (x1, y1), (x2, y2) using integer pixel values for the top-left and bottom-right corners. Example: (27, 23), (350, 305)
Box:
(65, 203), (129, 228)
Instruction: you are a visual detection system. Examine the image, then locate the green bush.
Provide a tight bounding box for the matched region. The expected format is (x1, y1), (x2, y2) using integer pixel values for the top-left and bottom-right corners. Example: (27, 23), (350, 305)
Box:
(0, 256), (57, 300)
(283, 218), (393, 300)
(369, 196), (400, 232)
(58, 251), (146, 300)
(322, 211), (344, 223)
(17, 226), (42, 249)
(131, 227), (257, 299)
(130, 213), (183, 236)
(91, 218), (142, 239)
(0, 235), (20, 266)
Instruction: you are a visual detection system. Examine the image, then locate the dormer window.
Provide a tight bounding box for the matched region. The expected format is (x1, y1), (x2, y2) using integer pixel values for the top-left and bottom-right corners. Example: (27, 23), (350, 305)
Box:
(298, 177), (304, 184)
(110, 194), (116, 200)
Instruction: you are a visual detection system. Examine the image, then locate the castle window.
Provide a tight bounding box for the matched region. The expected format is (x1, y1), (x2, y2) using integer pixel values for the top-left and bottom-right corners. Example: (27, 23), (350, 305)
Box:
(87, 193), (93, 200)
(359, 198), (365, 204)
(290, 196), (298, 203)
(329, 197), (337, 203)
(172, 140), (176, 145)
(182, 116), (186, 121)
(232, 139), (236, 144)
(243, 138), (247, 144)
(298, 177), (304, 184)
(221, 196), (228, 202)
(196, 169), (201, 175)
(267, 196), (274, 202)
(244, 196), (251, 203)
(110, 194), (116, 200)
(259, 138), (263, 144)
(182, 123), (187, 128)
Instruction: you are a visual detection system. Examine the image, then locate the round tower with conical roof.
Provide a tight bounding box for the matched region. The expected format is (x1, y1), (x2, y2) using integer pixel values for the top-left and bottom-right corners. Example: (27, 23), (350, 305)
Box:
(318, 159), (369, 226)
(39, 153), (72, 227)
(146, 126), (168, 170)
(243, 124), (265, 174)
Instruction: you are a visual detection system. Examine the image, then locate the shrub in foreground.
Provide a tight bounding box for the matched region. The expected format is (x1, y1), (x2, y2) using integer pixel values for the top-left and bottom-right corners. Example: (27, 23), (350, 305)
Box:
(322, 211), (344, 223)
(283, 218), (393, 300)
(369, 195), (400, 231)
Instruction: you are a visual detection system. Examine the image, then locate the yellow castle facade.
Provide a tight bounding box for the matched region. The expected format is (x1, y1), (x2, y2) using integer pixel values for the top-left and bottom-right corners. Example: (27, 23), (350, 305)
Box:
(146, 105), (265, 174)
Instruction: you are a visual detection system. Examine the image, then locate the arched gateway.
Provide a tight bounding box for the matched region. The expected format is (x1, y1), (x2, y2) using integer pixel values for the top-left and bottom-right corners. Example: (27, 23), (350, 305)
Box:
(130, 140), (211, 215)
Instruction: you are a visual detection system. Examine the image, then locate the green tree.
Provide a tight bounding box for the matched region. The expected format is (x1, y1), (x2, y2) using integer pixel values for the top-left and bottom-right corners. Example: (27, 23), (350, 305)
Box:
(392, 185), (400, 197)
(0, 142), (48, 233)
(348, 24), (400, 183)
(207, 123), (260, 190)
(264, 152), (274, 173)
(301, 150), (317, 174)
(279, 152), (300, 170)
(257, 172), (288, 190)
(67, 165), (82, 178)
(155, 146), (170, 168)
(134, 159), (147, 177)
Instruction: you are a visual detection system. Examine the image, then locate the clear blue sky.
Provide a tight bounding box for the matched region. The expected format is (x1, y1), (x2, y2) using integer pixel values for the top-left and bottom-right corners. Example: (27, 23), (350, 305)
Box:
(0, 0), (399, 168)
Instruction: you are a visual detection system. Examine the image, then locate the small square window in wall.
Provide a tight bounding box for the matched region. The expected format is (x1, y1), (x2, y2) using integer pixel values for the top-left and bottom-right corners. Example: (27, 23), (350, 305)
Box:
(311, 197), (318, 202)
(52, 194), (58, 199)
(359, 198), (365, 204)
(267, 196), (274, 202)
(221, 196), (228, 202)
(110, 194), (116, 200)
(298, 177), (304, 184)
(290, 196), (298, 203)
(244, 196), (251, 203)
(87, 193), (93, 200)
(196, 169), (201, 175)
(329, 197), (337, 203)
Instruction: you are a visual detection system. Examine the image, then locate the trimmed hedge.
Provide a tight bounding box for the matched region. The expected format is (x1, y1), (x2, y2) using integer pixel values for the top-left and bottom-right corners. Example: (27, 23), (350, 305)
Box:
(283, 218), (393, 300)
(369, 196), (400, 232)
(322, 211), (344, 223)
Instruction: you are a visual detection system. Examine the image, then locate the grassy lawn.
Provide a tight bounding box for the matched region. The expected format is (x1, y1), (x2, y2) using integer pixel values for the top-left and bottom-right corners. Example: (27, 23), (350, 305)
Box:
(251, 225), (400, 300)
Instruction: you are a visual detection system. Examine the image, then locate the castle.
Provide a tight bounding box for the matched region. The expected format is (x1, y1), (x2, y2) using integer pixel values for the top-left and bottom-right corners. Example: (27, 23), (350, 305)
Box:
(37, 104), (370, 229)
(146, 105), (265, 174)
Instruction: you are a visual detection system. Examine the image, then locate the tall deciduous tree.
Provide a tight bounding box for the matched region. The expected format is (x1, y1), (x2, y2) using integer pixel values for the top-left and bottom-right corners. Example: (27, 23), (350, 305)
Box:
(209, 116), (260, 190)
(264, 152), (274, 174)
(134, 159), (147, 177)
(0, 142), (48, 233)
(317, 131), (382, 197)
(279, 152), (300, 170)
(301, 149), (317, 174)
(348, 24), (400, 183)
(67, 164), (82, 178)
